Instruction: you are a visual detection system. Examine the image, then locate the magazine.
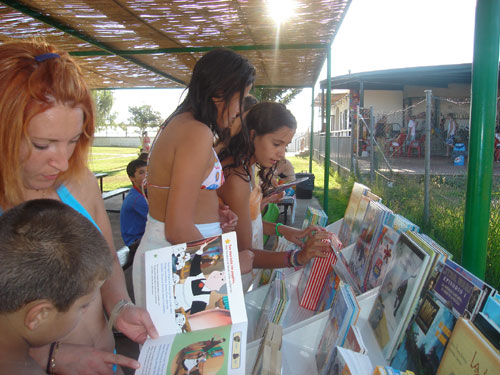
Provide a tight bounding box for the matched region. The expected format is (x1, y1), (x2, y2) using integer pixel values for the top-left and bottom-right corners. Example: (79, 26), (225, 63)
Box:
(136, 232), (247, 375)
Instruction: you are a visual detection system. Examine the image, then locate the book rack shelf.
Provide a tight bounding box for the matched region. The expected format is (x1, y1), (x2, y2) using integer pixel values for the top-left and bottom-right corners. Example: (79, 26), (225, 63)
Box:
(244, 218), (389, 373)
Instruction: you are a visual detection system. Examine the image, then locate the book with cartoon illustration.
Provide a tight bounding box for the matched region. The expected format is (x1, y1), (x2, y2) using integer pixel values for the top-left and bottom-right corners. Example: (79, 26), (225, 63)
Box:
(136, 232), (247, 375)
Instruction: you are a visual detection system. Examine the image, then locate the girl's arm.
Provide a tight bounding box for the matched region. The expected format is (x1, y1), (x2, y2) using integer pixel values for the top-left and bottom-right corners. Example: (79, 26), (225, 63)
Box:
(252, 230), (334, 269)
(217, 172), (253, 250)
(165, 123), (217, 244)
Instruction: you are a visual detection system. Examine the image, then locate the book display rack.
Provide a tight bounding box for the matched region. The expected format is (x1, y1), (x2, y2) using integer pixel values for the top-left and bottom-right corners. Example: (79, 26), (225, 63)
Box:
(244, 182), (500, 374)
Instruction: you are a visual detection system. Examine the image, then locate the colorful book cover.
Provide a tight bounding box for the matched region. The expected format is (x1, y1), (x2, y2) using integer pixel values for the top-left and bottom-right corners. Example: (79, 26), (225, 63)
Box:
(302, 206), (328, 229)
(321, 347), (373, 375)
(391, 291), (457, 375)
(368, 233), (431, 360)
(338, 182), (370, 246)
(437, 317), (500, 375)
(137, 232), (246, 374)
(348, 201), (391, 291)
(364, 225), (400, 291)
(316, 283), (357, 373)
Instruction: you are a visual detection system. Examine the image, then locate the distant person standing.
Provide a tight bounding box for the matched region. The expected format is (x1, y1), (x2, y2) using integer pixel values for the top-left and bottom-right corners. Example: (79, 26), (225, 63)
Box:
(407, 115), (417, 142)
(141, 130), (151, 153)
(445, 113), (457, 157)
(121, 159), (148, 250)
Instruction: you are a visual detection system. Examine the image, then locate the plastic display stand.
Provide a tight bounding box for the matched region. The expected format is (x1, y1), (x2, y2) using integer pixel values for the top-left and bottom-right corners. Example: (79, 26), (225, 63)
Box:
(245, 217), (388, 373)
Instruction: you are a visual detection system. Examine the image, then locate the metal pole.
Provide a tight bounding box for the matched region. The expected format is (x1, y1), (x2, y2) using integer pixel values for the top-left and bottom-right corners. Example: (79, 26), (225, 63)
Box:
(462, 0), (500, 279)
(370, 106), (374, 185)
(355, 105), (360, 177)
(309, 86), (314, 173)
(324, 47), (332, 212)
(424, 90), (432, 227)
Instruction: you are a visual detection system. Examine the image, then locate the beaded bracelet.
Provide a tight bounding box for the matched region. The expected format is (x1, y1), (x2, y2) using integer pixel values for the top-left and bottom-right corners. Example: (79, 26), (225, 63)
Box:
(285, 250), (293, 267)
(275, 223), (284, 237)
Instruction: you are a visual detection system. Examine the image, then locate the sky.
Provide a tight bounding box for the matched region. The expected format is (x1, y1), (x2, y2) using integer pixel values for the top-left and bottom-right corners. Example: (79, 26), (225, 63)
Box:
(108, 0), (477, 136)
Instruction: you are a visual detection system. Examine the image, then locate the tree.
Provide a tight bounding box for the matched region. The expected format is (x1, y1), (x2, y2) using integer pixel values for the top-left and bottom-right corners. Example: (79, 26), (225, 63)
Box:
(127, 104), (163, 134)
(252, 88), (302, 105)
(91, 90), (117, 131)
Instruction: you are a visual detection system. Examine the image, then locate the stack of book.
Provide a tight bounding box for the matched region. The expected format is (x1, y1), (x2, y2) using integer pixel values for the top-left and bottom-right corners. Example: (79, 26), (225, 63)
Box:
(253, 279), (290, 340)
(302, 206), (329, 229)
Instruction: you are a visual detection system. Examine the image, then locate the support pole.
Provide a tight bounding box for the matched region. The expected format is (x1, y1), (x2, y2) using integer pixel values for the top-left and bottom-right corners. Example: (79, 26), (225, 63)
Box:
(424, 90), (432, 227)
(309, 87), (315, 173)
(323, 47), (332, 212)
(462, 0), (500, 278)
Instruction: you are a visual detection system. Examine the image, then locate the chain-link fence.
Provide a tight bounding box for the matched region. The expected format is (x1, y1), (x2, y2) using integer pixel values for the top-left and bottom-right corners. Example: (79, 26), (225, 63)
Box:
(310, 93), (500, 290)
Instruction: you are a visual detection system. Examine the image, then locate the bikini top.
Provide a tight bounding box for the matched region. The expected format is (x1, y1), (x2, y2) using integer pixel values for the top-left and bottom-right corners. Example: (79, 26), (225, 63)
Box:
(0, 184), (100, 231)
(147, 148), (224, 191)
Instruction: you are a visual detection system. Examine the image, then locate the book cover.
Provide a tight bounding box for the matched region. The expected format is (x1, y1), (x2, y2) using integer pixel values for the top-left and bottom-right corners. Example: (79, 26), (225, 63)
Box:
(391, 291), (457, 375)
(301, 206), (328, 229)
(316, 283), (358, 373)
(348, 201), (392, 292)
(342, 325), (368, 355)
(338, 182), (370, 246)
(473, 312), (500, 352)
(321, 347), (373, 375)
(437, 317), (500, 375)
(136, 232), (247, 375)
(368, 233), (431, 360)
(363, 225), (400, 291)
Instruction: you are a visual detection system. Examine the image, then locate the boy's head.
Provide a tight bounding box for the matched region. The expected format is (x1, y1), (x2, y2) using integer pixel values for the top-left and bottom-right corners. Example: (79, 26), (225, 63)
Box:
(126, 159), (147, 189)
(0, 199), (113, 346)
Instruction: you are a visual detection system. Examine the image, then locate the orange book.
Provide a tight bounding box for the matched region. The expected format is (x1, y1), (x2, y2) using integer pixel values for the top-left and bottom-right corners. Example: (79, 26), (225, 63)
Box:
(437, 317), (500, 375)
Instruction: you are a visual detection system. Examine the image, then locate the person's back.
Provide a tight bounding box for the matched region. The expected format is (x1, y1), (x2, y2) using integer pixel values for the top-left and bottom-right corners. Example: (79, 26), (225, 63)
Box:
(0, 200), (113, 375)
(120, 159), (148, 247)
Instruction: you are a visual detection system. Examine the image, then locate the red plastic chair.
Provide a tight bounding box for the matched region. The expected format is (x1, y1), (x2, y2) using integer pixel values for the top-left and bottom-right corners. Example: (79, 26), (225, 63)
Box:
(390, 133), (407, 157)
(408, 135), (425, 157)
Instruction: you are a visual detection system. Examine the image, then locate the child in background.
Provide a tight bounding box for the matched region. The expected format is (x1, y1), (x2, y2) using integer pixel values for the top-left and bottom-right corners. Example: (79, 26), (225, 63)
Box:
(120, 159), (148, 250)
(0, 199), (114, 375)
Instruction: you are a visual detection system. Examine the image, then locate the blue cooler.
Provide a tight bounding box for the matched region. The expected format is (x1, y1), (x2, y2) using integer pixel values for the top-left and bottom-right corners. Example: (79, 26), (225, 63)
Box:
(452, 143), (466, 166)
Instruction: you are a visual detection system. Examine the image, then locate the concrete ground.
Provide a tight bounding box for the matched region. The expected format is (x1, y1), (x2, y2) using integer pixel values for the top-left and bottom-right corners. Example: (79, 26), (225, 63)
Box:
(104, 193), (323, 373)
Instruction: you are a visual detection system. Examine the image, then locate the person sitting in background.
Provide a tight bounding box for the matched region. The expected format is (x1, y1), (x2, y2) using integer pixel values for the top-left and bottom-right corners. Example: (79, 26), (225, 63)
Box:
(120, 159), (148, 252)
(0, 199), (113, 375)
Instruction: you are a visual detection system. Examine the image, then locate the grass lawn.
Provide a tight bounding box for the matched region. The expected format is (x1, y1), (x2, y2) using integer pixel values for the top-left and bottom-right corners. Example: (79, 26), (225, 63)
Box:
(89, 146), (140, 191)
(287, 155), (352, 224)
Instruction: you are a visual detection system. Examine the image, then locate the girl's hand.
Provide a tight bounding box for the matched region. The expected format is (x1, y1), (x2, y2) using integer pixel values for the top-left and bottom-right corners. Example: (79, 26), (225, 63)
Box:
(297, 230), (335, 265)
(280, 224), (325, 247)
(219, 204), (238, 232)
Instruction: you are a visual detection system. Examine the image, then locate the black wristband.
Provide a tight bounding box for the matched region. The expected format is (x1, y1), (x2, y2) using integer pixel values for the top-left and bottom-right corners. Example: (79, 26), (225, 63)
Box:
(46, 342), (57, 374)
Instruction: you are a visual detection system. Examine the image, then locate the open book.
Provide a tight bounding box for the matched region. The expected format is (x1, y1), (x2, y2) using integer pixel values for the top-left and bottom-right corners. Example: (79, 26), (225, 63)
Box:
(135, 232), (247, 375)
(262, 176), (309, 197)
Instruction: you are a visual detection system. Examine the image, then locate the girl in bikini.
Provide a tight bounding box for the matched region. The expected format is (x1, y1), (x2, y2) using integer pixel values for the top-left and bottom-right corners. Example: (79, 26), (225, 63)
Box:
(132, 48), (256, 308)
(217, 102), (334, 290)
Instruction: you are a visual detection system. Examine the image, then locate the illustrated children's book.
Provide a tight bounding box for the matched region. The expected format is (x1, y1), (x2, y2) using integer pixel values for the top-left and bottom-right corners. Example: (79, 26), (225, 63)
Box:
(368, 233), (431, 360)
(136, 232), (247, 375)
(363, 225), (400, 292)
(348, 201), (393, 292)
(437, 317), (500, 375)
(320, 346), (373, 375)
(301, 206), (329, 229)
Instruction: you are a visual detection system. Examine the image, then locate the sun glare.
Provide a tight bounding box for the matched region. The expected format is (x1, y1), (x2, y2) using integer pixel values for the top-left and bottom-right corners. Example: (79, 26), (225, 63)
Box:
(267, 0), (296, 25)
